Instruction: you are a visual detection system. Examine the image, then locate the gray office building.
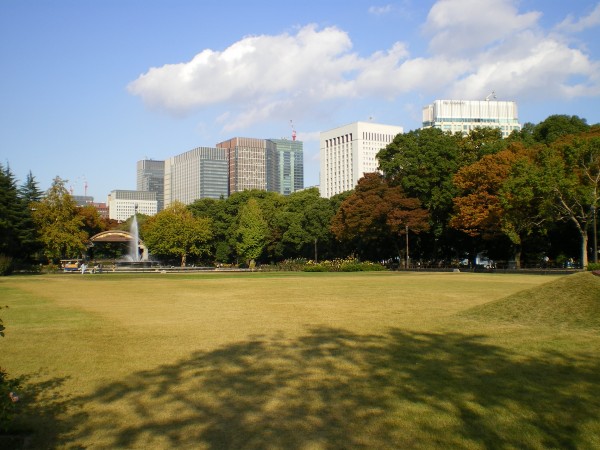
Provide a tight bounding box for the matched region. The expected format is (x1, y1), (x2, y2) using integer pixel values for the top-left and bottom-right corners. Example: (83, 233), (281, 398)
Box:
(164, 146), (228, 207)
(137, 159), (165, 212)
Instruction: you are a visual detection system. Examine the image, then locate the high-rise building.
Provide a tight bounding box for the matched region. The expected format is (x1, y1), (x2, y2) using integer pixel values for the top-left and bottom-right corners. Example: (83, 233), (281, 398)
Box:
(217, 137), (267, 194)
(266, 139), (304, 195)
(319, 121), (403, 198)
(163, 146), (228, 208)
(107, 190), (157, 221)
(136, 159), (165, 212)
(422, 98), (522, 138)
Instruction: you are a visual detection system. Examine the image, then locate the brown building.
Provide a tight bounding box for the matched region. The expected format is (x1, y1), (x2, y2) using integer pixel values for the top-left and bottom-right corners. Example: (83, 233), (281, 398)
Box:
(217, 137), (267, 194)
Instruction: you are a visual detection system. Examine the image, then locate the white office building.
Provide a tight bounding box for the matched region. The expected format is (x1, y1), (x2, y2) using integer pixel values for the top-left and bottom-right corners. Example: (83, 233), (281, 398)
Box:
(422, 99), (521, 138)
(319, 121), (403, 198)
(107, 190), (157, 222)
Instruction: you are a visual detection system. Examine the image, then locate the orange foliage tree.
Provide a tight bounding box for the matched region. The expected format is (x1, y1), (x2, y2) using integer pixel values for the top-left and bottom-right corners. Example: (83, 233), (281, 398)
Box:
(450, 144), (546, 267)
(331, 173), (429, 263)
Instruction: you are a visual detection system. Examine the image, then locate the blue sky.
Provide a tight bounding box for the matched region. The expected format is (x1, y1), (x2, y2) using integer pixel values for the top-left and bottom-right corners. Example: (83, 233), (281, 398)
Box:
(1, 0), (599, 201)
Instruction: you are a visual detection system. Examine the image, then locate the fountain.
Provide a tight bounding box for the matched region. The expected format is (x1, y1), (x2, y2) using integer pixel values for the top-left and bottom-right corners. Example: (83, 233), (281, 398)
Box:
(128, 213), (140, 262)
(113, 206), (159, 271)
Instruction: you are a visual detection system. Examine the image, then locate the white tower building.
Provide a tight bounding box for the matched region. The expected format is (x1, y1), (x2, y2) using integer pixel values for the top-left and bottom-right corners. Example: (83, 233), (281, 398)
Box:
(422, 97), (521, 138)
(319, 121), (403, 198)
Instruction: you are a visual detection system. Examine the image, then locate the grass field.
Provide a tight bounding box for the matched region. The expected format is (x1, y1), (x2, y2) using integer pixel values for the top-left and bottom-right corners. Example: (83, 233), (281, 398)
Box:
(1, 271), (599, 449)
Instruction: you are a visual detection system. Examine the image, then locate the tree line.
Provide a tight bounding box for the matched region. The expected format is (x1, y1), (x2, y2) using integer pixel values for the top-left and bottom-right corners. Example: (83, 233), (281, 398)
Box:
(0, 114), (598, 273)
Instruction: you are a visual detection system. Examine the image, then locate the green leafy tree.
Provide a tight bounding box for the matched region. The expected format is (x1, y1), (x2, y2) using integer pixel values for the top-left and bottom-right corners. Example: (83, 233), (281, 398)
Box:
(142, 202), (212, 267)
(538, 128), (600, 267)
(455, 127), (505, 167)
(533, 115), (589, 145)
(31, 177), (87, 262)
(377, 127), (462, 260)
(235, 198), (267, 264)
(273, 188), (335, 261)
(189, 198), (232, 263)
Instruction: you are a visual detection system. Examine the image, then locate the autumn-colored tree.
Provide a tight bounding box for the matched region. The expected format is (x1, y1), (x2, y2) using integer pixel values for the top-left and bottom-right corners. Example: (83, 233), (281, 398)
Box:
(450, 145), (546, 267)
(331, 173), (429, 262)
(451, 148), (520, 236)
(31, 177), (87, 262)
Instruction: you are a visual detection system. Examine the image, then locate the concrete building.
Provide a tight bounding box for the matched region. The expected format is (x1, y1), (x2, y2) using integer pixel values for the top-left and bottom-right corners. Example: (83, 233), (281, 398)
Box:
(217, 137), (267, 194)
(107, 190), (157, 222)
(137, 159), (165, 212)
(319, 121), (403, 198)
(163, 146), (228, 207)
(266, 139), (304, 195)
(422, 98), (521, 138)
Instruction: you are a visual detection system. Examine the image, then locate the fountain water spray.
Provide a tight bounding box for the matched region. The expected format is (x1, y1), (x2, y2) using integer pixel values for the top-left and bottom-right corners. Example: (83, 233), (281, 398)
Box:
(129, 206), (140, 262)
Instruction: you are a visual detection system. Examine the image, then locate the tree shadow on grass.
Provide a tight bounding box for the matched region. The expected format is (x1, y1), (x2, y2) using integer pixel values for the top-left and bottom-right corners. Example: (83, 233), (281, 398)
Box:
(67, 328), (600, 449)
(1, 373), (73, 450)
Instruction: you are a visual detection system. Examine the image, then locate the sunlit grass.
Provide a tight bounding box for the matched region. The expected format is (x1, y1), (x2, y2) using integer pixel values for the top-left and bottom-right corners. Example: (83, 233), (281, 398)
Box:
(1, 271), (599, 449)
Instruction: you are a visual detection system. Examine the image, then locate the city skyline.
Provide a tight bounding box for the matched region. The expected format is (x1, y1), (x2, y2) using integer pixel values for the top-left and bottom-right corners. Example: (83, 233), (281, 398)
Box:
(1, 0), (599, 201)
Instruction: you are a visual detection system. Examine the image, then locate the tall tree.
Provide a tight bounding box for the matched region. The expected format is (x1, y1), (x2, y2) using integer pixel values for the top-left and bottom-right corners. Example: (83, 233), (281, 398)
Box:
(538, 128), (600, 267)
(141, 202), (212, 267)
(450, 145), (546, 267)
(235, 198), (267, 265)
(377, 127), (461, 260)
(273, 188), (335, 261)
(31, 177), (87, 262)
(0, 164), (23, 260)
(331, 173), (429, 262)
(17, 171), (44, 262)
(19, 171), (43, 204)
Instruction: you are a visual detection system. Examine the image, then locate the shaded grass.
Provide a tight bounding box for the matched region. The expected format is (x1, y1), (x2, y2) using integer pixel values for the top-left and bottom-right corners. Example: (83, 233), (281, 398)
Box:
(1, 271), (599, 449)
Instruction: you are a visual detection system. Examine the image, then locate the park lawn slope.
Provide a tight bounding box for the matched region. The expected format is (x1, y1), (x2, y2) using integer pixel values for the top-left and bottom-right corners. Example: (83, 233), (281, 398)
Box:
(460, 272), (600, 331)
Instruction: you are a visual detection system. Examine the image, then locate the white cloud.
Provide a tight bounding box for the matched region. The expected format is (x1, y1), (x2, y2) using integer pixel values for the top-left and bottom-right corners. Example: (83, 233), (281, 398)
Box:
(369, 5), (393, 15)
(128, 1), (600, 132)
(556, 3), (600, 33)
(424, 0), (541, 56)
(128, 25), (357, 117)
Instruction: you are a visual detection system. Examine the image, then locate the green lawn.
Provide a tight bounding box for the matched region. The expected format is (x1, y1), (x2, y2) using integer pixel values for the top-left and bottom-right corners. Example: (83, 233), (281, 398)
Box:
(1, 271), (599, 449)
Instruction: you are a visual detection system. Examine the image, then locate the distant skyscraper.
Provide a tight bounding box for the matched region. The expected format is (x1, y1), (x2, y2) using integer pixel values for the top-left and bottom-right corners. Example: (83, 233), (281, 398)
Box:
(217, 137), (267, 194)
(266, 139), (304, 195)
(136, 159), (165, 212)
(422, 98), (522, 138)
(319, 121), (403, 198)
(163, 146), (228, 208)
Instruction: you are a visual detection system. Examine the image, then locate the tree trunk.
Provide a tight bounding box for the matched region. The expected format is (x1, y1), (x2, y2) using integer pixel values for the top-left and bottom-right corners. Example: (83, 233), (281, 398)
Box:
(581, 232), (588, 269)
(181, 253), (187, 267)
(513, 245), (522, 269)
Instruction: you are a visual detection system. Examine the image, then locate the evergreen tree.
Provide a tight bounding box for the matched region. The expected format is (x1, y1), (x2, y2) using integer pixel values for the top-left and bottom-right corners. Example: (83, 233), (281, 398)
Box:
(0, 164), (23, 260)
(17, 171), (44, 262)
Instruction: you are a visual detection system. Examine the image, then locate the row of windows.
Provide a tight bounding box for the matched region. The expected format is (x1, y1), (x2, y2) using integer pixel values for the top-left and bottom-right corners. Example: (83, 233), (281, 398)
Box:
(361, 132), (395, 143)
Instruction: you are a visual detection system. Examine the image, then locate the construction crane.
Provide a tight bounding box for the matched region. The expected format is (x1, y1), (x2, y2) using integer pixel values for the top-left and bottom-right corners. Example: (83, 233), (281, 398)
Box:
(290, 120), (297, 141)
